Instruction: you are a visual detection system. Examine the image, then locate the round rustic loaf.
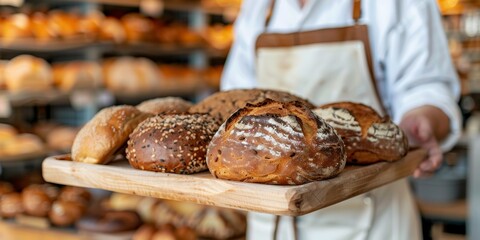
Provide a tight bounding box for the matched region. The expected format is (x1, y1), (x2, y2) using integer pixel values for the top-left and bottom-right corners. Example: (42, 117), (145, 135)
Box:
(127, 114), (220, 174)
(313, 102), (409, 164)
(188, 89), (315, 123)
(136, 97), (193, 115)
(72, 105), (151, 164)
(207, 99), (346, 185)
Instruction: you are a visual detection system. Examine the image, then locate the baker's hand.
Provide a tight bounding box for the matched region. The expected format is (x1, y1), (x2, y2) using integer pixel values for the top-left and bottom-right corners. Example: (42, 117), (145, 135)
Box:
(399, 106), (450, 178)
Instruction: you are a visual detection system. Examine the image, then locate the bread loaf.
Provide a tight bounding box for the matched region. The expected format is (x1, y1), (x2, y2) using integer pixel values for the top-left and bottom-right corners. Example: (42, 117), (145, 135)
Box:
(49, 200), (84, 226)
(126, 114), (220, 174)
(0, 193), (24, 218)
(72, 106), (151, 164)
(53, 61), (102, 92)
(121, 13), (154, 43)
(207, 99), (346, 185)
(136, 97), (193, 115)
(104, 57), (160, 94)
(4, 55), (53, 92)
(1, 14), (32, 43)
(313, 102), (408, 164)
(189, 89), (315, 123)
(100, 17), (126, 43)
(22, 184), (59, 217)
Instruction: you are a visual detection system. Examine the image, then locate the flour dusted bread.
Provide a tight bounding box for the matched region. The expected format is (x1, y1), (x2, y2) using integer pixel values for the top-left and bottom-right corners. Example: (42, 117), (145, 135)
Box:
(207, 99), (346, 185)
(314, 102), (408, 164)
(126, 114), (220, 174)
(72, 106), (151, 164)
(136, 97), (193, 115)
(189, 89), (315, 123)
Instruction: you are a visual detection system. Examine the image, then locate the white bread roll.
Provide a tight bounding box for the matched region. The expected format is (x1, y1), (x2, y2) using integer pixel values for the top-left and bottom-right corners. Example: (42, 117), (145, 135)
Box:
(104, 57), (160, 94)
(53, 61), (102, 92)
(4, 55), (53, 92)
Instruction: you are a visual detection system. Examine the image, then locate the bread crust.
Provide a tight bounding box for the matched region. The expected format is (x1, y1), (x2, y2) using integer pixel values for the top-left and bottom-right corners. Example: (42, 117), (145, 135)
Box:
(314, 102), (409, 164)
(136, 97), (193, 115)
(207, 99), (346, 185)
(127, 114), (220, 174)
(189, 89), (315, 122)
(72, 105), (151, 164)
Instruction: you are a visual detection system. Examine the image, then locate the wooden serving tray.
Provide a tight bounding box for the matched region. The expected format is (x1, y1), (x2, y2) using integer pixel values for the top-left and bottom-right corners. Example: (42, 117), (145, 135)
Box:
(42, 149), (426, 216)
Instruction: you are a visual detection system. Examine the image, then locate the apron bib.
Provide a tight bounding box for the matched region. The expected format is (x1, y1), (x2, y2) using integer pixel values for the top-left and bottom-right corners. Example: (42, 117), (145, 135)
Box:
(250, 1), (420, 239)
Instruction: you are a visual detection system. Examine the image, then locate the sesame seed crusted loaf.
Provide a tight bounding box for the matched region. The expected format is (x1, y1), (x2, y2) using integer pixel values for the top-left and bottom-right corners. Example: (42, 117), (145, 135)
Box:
(126, 114), (221, 174)
(72, 105), (151, 164)
(136, 97), (193, 115)
(313, 102), (409, 164)
(206, 99), (346, 185)
(188, 89), (315, 123)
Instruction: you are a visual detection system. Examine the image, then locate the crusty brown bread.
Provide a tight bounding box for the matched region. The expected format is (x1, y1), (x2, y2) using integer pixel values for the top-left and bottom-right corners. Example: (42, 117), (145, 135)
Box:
(206, 99), (346, 185)
(188, 89), (315, 123)
(313, 102), (409, 164)
(136, 97), (193, 115)
(127, 114), (221, 174)
(72, 106), (151, 164)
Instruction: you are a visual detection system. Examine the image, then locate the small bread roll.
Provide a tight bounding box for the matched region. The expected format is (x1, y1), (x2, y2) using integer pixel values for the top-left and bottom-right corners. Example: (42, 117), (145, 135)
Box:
(46, 126), (79, 151)
(121, 13), (154, 43)
(189, 89), (315, 123)
(0, 124), (17, 143)
(0, 192), (24, 218)
(48, 10), (79, 39)
(1, 13), (32, 43)
(4, 55), (53, 93)
(104, 57), (160, 94)
(207, 99), (346, 185)
(126, 114), (220, 174)
(22, 184), (59, 217)
(136, 97), (193, 115)
(203, 24), (233, 50)
(2, 134), (45, 156)
(78, 10), (105, 38)
(72, 106), (151, 164)
(99, 17), (126, 43)
(31, 12), (57, 41)
(52, 61), (102, 92)
(49, 200), (84, 226)
(108, 193), (143, 211)
(58, 186), (91, 206)
(314, 102), (409, 164)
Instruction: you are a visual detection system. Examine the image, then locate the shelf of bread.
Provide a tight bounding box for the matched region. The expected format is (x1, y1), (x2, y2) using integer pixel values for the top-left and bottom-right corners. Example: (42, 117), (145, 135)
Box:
(42, 149), (426, 216)
(0, 10), (233, 55)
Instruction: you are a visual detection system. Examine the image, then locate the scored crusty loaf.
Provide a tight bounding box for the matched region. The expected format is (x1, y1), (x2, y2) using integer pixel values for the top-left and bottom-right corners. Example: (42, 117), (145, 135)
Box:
(136, 97), (193, 115)
(188, 89), (315, 123)
(207, 99), (346, 185)
(127, 114), (221, 174)
(313, 102), (408, 164)
(72, 106), (151, 164)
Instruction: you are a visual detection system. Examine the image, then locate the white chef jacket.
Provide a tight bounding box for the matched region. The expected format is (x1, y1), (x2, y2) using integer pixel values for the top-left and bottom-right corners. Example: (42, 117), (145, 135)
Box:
(221, 0), (462, 151)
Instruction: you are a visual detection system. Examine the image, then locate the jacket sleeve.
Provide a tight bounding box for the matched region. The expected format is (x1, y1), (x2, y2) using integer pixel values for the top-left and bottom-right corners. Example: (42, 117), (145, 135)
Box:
(220, 0), (270, 90)
(385, 0), (462, 151)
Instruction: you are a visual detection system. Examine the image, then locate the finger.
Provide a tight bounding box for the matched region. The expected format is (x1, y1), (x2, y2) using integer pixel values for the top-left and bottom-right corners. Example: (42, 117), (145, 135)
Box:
(417, 118), (432, 143)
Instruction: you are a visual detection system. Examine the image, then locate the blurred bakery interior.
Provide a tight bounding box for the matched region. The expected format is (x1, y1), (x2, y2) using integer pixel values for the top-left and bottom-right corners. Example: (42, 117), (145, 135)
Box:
(0, 0), (479, 239)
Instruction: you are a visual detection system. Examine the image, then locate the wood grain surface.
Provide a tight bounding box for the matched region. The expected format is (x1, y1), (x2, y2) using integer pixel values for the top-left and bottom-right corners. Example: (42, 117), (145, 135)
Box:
(43, 149), (426, 216)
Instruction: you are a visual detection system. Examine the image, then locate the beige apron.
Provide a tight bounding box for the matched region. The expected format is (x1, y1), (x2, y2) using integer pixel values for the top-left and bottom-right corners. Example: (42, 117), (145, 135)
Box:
(250, 1), (421, 239)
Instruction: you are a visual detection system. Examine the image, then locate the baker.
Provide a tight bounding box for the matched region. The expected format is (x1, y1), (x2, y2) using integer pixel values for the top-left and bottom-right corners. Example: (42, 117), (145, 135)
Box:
(221, 0), (462, 239)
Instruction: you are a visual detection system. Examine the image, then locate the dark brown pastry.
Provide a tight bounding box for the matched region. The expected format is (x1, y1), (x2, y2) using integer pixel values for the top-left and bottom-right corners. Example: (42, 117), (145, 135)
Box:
(76, 210), (142, 233)
(58, 186), (91, 206)
(0, 192), (24, 218)
(49, 200), (84, 226)
(188, 89), (315, 122)
(72, 105), (151, 164)
(126, 114), (220, 174)
(0, 181), (14, 195)
(314, 102), (409, 164)
(136, 97), (193, 115)
(207, 99), (346, 185)
(21, 184), (59, 217)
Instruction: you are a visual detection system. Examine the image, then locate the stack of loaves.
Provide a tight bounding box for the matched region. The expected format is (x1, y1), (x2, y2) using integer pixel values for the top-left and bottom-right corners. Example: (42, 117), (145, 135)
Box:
(71, 89), (409, 185)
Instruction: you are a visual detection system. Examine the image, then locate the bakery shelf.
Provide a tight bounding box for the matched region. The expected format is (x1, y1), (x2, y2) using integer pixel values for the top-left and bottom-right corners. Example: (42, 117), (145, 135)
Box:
(42, 149), (426, 216)
(1, 90), (70, 108)
(0, 219), (133, 240)
(0, 38), (226, 58)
